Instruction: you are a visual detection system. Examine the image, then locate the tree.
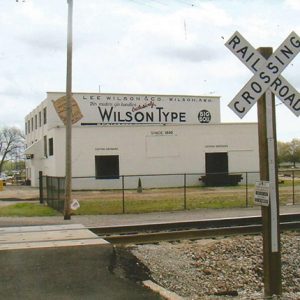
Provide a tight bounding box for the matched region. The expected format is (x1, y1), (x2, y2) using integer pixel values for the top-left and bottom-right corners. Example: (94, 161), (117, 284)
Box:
(287, 138), (300, 168)
(0, 127), (25, 174)
(277, 139), (300, 167)
(277, 141), (290, 166)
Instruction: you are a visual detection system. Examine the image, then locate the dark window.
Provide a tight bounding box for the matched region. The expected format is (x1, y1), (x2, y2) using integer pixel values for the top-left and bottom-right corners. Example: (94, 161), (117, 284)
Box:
(25, 122), (27, 135)
(35, 115), (37, 129)
(31, 117), (34, 131)
(43, 107), (47, 124)
(27, 120), (30, 133)
(39, 111), (42, 127)
(95, 155), (119, 179)
(49, 138), (54, 156)
(44, 135), (47, 157)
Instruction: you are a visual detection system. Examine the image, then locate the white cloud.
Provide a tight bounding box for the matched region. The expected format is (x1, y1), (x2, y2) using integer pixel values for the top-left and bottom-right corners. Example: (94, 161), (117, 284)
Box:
(0, 0), (299, 141)
(285, 0), (300, 10)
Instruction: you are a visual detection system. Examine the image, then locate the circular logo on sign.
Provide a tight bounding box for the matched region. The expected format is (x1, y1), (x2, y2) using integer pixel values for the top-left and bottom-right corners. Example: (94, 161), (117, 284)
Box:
(198, 110), (211, 123)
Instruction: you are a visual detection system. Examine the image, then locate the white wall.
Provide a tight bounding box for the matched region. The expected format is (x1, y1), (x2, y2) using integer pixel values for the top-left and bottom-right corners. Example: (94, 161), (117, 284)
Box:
(30, 122), (258, 189)
(25, 92), (259, 189)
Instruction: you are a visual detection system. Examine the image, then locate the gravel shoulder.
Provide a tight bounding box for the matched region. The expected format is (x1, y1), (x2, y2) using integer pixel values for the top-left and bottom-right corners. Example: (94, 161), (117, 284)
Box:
(131, 232), (300, 299)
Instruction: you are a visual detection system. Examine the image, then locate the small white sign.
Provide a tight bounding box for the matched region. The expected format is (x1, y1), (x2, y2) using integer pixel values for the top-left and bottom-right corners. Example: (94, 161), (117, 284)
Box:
(71, 199), (80, 210)
(255, 181), (270, 206)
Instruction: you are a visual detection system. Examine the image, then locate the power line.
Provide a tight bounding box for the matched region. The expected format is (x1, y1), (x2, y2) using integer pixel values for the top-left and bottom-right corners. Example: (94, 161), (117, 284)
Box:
(150, 0), (168, 6)
(127, 0), (200, 10)
(175, 0), (199, 8)
(127, 0), (158, 8)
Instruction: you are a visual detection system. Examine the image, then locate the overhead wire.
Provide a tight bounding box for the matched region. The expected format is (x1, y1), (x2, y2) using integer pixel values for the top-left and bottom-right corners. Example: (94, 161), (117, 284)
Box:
(127, 0), (202, 10)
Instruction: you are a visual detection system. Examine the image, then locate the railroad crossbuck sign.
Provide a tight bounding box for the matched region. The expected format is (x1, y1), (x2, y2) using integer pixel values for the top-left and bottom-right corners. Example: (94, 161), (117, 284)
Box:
(225, 31), (300, 118)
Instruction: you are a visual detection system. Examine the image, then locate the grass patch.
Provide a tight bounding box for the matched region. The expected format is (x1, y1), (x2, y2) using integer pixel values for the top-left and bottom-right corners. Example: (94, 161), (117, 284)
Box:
(76, 199), (124, 215)
(187, 195), (253, 209)
(3, 183), (297, 216)
(125, 198), (184, 213)
(0, 203), (61, 217)
(73, 184), (299, 215)
(75, 198), (184, 215)
(74, 195), (251, 215)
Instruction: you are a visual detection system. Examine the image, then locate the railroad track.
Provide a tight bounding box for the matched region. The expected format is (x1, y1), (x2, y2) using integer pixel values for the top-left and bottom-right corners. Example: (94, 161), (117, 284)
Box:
(90, 213), (300, 244)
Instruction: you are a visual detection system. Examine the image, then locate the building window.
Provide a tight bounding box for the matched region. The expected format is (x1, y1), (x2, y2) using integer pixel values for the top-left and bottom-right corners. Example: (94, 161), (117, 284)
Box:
(43, 107), (47, 124)
(35, 115), (37, 130)
(25, 122), (27, 135)
(39, 111), (42, 127)
(95, 155), (119, 179)
(27, 120), (30, 133)
(49, 138), (54, 156)
(44, 135), (47, 157)
(31, 117), (34, 131)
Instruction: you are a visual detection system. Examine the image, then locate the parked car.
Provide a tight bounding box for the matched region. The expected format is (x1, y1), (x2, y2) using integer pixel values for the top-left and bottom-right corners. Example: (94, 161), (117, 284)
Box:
(0, 177), (6, 186)
(0, 175), (13, 186)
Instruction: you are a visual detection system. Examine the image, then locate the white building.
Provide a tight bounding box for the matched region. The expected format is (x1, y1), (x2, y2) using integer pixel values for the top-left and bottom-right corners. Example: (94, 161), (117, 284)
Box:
(25, 92), (259, 189)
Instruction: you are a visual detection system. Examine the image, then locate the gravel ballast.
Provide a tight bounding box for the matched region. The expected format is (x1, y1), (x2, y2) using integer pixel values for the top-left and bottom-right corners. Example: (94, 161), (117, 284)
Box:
(131, 232), (300, 299)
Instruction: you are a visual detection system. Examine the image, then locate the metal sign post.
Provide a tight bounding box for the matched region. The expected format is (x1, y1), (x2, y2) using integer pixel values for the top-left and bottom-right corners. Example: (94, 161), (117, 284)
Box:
(265, 89), (279, 253)
(225, 32), (300, 297)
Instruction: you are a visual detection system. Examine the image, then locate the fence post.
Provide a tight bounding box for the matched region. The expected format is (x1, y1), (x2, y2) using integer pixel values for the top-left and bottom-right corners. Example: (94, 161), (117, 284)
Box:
(183, 173), (187, 210)
(292, 170), (295, 205)
(39, 171), (44, 204)
(245, 172), (248, 207)
(50, 177), (53, 208)
(122, 175), (125, 214)
(57, 177), (61, 211)
(46, 176), (50, 206)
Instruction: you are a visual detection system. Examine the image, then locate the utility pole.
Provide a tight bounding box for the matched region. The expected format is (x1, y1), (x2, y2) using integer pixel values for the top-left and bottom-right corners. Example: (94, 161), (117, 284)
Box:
(257, 47), (282, 296)
(64, 0), (73, 220)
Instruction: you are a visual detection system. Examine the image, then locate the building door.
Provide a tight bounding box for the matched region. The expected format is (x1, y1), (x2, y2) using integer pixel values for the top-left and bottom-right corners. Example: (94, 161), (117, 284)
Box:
(205, 152), (228, 186)
(205, 152), (228, 174)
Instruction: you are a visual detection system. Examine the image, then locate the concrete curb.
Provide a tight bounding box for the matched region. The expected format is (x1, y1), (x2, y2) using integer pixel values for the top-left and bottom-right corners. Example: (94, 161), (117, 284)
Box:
(143, 280), (185, 300)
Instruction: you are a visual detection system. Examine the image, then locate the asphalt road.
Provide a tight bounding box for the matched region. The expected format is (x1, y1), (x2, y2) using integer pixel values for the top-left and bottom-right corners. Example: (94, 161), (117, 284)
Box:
(0, 244), (162, 300)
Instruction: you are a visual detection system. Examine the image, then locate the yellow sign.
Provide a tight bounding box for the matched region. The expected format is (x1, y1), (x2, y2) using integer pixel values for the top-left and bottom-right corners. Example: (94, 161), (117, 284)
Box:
(0, 180), (3, 191)
(52, 96), (83, 125)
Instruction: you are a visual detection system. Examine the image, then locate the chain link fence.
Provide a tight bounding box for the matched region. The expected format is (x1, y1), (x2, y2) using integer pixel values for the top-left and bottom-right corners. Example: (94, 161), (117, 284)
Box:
(40, 170), (300, 214)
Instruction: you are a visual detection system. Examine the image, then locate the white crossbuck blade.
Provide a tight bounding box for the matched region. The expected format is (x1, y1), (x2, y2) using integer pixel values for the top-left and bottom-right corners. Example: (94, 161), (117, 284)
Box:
(225, 31), (300, 118)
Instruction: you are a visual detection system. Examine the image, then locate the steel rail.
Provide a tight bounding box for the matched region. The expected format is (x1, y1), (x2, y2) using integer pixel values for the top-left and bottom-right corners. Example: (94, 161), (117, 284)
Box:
(90, 213), (300, 245)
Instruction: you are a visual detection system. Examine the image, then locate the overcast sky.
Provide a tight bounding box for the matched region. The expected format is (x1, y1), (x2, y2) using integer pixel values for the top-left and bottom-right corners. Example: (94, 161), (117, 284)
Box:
(0, 0), (299, 141)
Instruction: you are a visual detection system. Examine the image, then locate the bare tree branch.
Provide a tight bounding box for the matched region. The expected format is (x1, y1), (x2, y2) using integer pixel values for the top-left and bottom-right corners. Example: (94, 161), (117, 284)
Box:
(0, 127), (25, 174)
